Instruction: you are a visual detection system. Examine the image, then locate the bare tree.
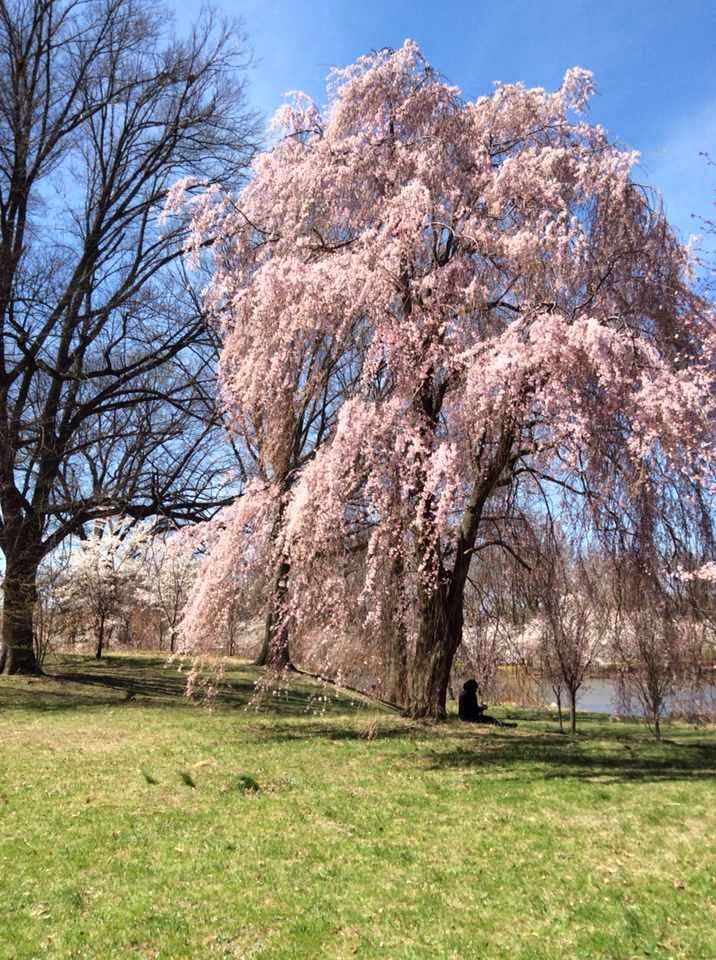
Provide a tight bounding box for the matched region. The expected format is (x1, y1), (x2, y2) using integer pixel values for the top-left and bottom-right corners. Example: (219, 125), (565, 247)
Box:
(32, 545), (72, 667)
(535, 543), (604, 735)
(609, 558), (687, 740)
(461, 555), (524, 704)
(537, 632), (567, 733)
(613, 607), (678, 741)
(0, 0), (258, 673)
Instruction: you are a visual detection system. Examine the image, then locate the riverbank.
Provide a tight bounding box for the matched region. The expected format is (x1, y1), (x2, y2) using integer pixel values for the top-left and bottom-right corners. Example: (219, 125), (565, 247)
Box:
(492, 665), (716, 719)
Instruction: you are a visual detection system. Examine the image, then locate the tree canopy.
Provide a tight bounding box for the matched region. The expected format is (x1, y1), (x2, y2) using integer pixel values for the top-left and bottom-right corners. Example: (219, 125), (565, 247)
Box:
(169, 42), (715, 716)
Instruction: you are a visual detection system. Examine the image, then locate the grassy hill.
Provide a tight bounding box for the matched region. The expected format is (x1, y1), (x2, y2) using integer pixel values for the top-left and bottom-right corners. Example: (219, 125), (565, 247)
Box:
(1, 653), (714, 959)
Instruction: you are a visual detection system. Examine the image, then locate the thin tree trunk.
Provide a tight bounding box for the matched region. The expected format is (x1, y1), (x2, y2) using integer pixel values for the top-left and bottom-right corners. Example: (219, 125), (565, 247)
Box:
(95, 617), (105, 660)
(554, 687), (564, 733)
(570, 690), (577, 734)
(1, 552), (41, 675)
(653, 710), (661, 741)
(256, 491), (293, 670)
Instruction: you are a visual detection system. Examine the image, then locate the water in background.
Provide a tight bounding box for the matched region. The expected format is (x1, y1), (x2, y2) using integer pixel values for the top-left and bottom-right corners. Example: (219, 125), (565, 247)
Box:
(539, 676), (716, 716)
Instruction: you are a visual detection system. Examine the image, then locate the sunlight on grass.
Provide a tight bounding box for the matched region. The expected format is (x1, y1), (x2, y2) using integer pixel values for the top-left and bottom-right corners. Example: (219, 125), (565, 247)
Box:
(1, 654), (714, 959)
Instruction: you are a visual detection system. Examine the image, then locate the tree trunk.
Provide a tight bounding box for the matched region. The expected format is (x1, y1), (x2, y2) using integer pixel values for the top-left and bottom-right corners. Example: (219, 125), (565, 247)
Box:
(257, 553), (293, 671)
(267, 616), (293, 672)
(653, 709), (662, 741)
(403, 477), (491, 719)
(95, 617), (105, 660)
(255, 613), (270, 667)
(554, 687), (564, 734)
(1, 552), (41, 675)
(570, 690), (577, 734)
(256, 491), (293, 670)
(405, 582), (463, 719)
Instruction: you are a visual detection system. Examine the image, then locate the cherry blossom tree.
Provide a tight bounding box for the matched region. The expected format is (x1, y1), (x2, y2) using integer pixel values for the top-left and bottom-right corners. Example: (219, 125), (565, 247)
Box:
(141, 536), (197, 654)
(168, 115), (367, 668)
(60, 519), (151, 659)
(180, 42), (715, 718)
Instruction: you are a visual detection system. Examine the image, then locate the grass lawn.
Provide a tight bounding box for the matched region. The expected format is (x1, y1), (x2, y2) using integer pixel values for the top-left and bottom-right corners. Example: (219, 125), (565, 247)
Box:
(1, 653), (715, 960)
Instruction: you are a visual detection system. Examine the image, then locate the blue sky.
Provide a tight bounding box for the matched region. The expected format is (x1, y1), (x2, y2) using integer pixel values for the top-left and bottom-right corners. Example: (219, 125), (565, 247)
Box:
(174, 0), (715, 243)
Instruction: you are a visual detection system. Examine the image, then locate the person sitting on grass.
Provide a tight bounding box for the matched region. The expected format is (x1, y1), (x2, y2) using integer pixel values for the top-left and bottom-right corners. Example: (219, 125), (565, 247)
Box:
(458, 679), (515, 727)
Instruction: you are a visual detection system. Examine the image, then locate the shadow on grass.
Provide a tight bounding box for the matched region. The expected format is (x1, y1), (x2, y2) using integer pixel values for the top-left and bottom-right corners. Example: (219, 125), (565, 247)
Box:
(253, 719), (411, 743)
(255, 716), (716, 784)
(420, 730), (716, 785)
(0, 653), (367, 718)
(3, 655), (715, 785)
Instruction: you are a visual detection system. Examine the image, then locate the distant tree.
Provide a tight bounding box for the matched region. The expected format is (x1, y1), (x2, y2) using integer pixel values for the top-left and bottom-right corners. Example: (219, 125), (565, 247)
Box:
(32, 548), (73, 668)
(141, 535), (196, 653)
(612, 591), (678, 740)
(59, 519), (149, 659)
(0, 0), (258, 674)
(182, 42), (715, 718)
(535, 544), (604, 734)
(460, 529), (539, 707)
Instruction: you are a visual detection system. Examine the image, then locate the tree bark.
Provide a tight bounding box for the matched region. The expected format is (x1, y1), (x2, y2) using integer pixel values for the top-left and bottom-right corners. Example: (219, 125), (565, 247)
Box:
(1, 552), (41, 675)
(403, 425), (515, 719)
(256, 553), (293, 671)
(569, 690), (577, 734)
(255, 487), (294, 671)
(555, 688), (564, 734)
(653, 710), (662, 741)
(255, 613), (271, 667)
(405, 581), (463, 719)
(95, 617), (105, 660)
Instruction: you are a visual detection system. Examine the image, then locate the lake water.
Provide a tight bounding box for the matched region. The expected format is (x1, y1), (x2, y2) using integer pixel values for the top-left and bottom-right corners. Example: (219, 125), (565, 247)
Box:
(539, 677), (716, 716)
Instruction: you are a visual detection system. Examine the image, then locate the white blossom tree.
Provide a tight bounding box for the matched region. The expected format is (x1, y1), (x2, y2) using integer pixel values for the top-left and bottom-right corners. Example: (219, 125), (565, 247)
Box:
(60, 520), (151, 659)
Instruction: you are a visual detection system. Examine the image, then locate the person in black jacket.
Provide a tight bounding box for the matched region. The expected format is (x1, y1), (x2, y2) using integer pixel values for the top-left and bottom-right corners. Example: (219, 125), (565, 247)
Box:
(458, 678), (509, 726)
(458, 678), (488, 721)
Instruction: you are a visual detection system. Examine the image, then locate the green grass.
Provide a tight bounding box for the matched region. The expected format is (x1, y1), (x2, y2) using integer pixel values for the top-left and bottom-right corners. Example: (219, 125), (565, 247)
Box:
(1, 653), (715, 960)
